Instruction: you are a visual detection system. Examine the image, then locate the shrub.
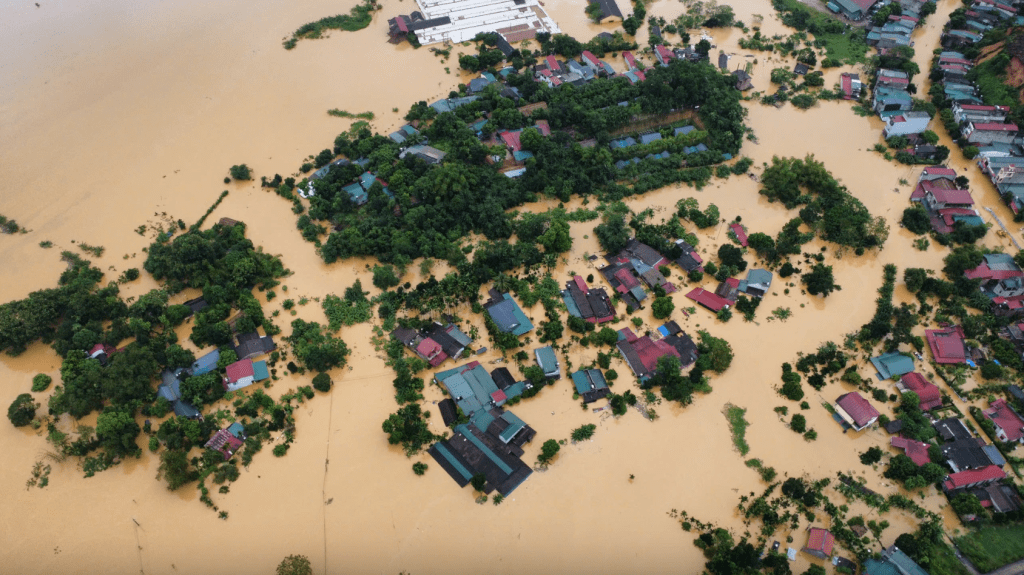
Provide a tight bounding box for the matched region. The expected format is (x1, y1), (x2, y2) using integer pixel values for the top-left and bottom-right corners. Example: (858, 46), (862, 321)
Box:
(412, 462), (428, 475)
(790, 413), (807, 433)
(860, 446), (883, 465)
(537, 439), (560, 465)
(273, 443), (290, 457)
(571, 424), (597, 442)
(229, 164), (252, 180)
(31, 373), (52, 392)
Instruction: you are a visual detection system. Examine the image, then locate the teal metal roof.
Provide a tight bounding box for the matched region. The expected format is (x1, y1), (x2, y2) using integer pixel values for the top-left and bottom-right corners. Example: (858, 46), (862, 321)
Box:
(471, 408), (495, 432)
(562, 289), (583, 318)
(504, 381), (527, 399)
(433, 443), (473, 480)
(252, 360), (269, 381)
(870, 352), (915, 379)
(227, 422), (245, 438)
(499, 412), (526, 443)
(535, 346), (558, 374)
(571, 369), (607, 394)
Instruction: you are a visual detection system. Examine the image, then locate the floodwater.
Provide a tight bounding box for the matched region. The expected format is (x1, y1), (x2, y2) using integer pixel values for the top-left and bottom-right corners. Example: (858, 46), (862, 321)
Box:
(0, 0), (1009, 573)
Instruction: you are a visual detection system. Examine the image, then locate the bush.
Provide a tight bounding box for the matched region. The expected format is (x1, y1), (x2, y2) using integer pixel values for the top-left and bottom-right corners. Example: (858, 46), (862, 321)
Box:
(412, 462), (428, 475)
(7, 393), (37, 427)
(901, 206), (931, 235)
(31, 373), (52, 392)
(371, 264), (401, 289)
(273, 443), (290, 457)
(571, 424), (597, 442)
(860, 446), (883, 465)
(312, 372), (333, 392)
(652, 296), (675, 319)
(276, 555), (313, 575)
(980, 361), (1004, 380)
(537, 439), (560, 465)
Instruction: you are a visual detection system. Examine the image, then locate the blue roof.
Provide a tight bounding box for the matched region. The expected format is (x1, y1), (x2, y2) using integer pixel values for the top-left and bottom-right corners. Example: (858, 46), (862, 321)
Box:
(499, 412), (526, 443)
(657, 325), (670, 337)
(482, 72), (497, 82)
(639, 133), (662, 145)
(513, 150), (534, 162)
(562, 289), (584, 318)
(870, 352), (915, 379)
(191, 350), (220, 375)
(504, 381), (527, 400)
(983, 444), (1006, 466)
(343, 182), (367, 204)
(535, 346), (558, 375)
(630, 285), (648, 301)
(610, 137), (637, 149)
(252, 360), (270, 381)
(486, 294), (533, 336)
(674, 126), (696, 136)
(571, 369), (608, 395)
(227, 422), (245, 438)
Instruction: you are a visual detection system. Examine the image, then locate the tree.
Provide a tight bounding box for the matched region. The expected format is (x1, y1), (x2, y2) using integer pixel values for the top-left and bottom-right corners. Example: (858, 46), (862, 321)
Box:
(901, 206), (931, 235)
(717, 244), (747, 271)
(7, 393), (37, 427)
(696, 331), (733, 373)
(651, 296), (675, 319)
(791, 94), (815, 109)
(790, 414), (807, 433)
(312, 372), (332, 392)
(157, 449), (198, 490)
(904, 268), (927, 293)
(96, 407), (141, 457)
(950, 492), (984, 517)
(229, 164), (251, 180)
(537, 439), (560, 465)
(801, 565), (826, 575)
(470, 473), (487, 491)
(371, 264), (401, 289)
(31, 373), (52, 392)
(276, 555), (313, 575)
(860, 446), (884, 465)
(412, 462), (428, 475)
(288, 319), (350, 372)
(780, 365), (803, 401)
(538, 218), (572, 253)
(802, 264), (838, 297)
(381, 403), (436, 455)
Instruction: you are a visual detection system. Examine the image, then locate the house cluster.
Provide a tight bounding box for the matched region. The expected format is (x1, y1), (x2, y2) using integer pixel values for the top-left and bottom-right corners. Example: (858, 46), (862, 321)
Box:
(561, 275), (615, 324)
(615, 322), (699, 382)
(870, 68), (941, 160)
(599, 239), (678, 310)
(386, 0), (560, 46)
(685, 268), (774, 313)
(204, 422), (247, 460)
(941, 0), (1019, 50)
(909, 165), (983, 234)
(534, 51), (618, 88)
(609, 125), (711, 169)
(933, 414), (1022, 515)
(392, 322), (474, 367)
(429, 361), (536, 495)
(965, 252), (1024, 314)
(482, 290), (534, 337)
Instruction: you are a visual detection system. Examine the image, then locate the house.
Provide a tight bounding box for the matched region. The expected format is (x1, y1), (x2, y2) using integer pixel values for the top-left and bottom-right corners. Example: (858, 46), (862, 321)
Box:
(835, 392), (880, 431)
(1010, 384), (1024, 403)
(88, 343), (118, 366)
(156, 370), (201, 419)
(841, 73), (862, 99)
(740, 269), (773, 298)
(183, 296), (209, 316)
(952, 103), (1010, 125)
(654, 45), (675, 65)
(483, 291), (534, 336)
(972, 483), (1022, 514)
(729, 223), (748, 246)
(942, 438), (1002, 472)
(387, 13), (453, 44)
(896, 372), (943, 411)
(400, 144), (447, 165)
(202, 427), (244, 458)
(926, 326), (967, 364)
(424, 322), (473, 360)
(388, 124), (420, 144)
(686, 288), (731, 312)
(607, 239), (675, 294)
(534, 346), (561, 380)
(963, 122), (1019, 145)
(983, 399), (1024, 443)
(802, 527), (835, 559)
(191, 349), (220, 376)
(794, 62), (810, 75)
(873, 86), (913, 115)
(882, 111), (932, 138)
(438, 398), (458, 427)
(233, 331), (276, 360)
(223, 359), (255, 392)
(934, 417), (974, 442)
(623, 51), (638, 71)
(581, 50), (601, 73)
(869, 351), (915, 379)
(863, 546), (930, 575)
(674, 240), (704, 272)
(562, 275), (615, 324)
(416, 337), (448, 367)
(942, 465), (1006, 492)
(616, 329), (698, 381)
(965, 253), (1024, 299)
(639, 132), (662, 145)
(718, 52), (730, 70)
(891, 436), (931, 466)
(732, 70), (753, 91)
(587, 0), (623, 23)
(572, 369), (610, 403)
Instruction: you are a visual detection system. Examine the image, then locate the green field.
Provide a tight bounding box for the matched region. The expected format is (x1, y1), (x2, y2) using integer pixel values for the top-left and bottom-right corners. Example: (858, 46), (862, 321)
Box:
(955, 524), (1024, 572)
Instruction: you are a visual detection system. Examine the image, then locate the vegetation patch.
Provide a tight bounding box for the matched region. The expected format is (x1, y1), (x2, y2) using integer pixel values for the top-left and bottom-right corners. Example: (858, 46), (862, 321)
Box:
(283, 0), (379, 49)
(723, 404), (750, 456)
(955, 524), (1024, 572)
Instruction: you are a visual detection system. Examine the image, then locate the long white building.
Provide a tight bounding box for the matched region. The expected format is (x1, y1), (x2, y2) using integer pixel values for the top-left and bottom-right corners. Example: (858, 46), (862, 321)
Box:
(405, 0), (561, 45)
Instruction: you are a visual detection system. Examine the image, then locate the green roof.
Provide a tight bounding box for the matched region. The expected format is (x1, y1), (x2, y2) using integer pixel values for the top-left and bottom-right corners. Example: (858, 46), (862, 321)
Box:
(499, 412), (527, 443)
(571, 369), (608, 394)
(870, 352), (915, 379)
(433, 443), (473, 480)
(455, 424), (513, 474)
(535, 346), (559, 375)
(252, 360), (270, 381)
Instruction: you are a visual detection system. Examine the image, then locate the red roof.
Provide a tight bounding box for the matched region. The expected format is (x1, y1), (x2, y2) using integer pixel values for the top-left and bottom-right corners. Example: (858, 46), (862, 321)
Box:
(623, 51), (637, 70)
(533, 120), (551, 136)
(582, 50), (599, 65)
(959, 104), (1008, 112)
(926, 327), (966, 364)
(633, 336), (680, 372)
(551, 76), (563, 86)
(729, 223), (748, 246)
(973, 122), (1019, 132)
(923, 166), (957, 177)
(500, 130), (523, 152)
(984, 399), (1024, 441)
(685, 288), (731, 312)
(836, 392), (880, 429)
(725, 277), (740, 289)
(89, 343), (116, 357)
(943, 465), (1006, 490)
(225, 359), (254, 383)
(654, 45), (674, 63)
(805, 528), (835, 554)
(614, 268), (640, 289)
(994, 295), (1024, 309)
(573, 275), (589, 293)
(891, 436), (932, 466)
(546, 55), (560, 72)
(899, 372), (943, 411)
(964, 262), (1023, 281)
(491, 390), (507, 403)
(619, 327), (638, 343)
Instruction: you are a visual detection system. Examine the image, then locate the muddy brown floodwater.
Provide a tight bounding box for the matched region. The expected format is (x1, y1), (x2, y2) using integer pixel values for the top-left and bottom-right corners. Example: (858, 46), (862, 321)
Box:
(0, 0), (1010, 573)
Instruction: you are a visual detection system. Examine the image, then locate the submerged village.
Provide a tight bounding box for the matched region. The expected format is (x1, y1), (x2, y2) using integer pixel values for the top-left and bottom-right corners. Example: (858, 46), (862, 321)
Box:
(6, 0), (1024, 573)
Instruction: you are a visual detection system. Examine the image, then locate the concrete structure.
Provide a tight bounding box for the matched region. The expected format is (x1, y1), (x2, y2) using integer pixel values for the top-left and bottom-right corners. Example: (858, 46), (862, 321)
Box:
(392, 0), (560, 46)
(882, 111), (932, 138)
(963, 122), (1019, 145)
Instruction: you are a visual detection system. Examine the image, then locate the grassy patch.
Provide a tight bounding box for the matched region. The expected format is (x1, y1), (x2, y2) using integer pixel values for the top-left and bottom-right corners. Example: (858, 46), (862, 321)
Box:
(817, 31), (870, 64)
(284, 0), (377, 49)
(328, 109), (375, 120)
(955, 524), (1024, 572)
(724, 403), (750, 456)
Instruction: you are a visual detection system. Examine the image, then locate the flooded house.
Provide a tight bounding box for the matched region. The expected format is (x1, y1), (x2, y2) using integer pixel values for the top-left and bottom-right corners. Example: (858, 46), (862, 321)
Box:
(483, 290), (534, 337)
(925, 326), (968, 364)
(863, 546), (930, 575)
(615, 327), (698, 381)
(571, 369), (610, 403)
(586, 0), (623, 24)
(534, 345), (560, 380)
(869, 351), (914, 380)
(834, 392), (880, 431)
(983, 399), (1024, 443)
(895, 372), (943, 411)
(801, 527), (834, 559)
(890, 436), (931, 466)
(562, 275), (615, 324)
(965, 253), (1024, 299)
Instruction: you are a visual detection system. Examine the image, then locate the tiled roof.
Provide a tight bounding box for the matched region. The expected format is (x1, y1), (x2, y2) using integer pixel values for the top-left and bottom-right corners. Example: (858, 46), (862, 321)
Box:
(926, 327), (967, 364)
(685, 288), (730, 311)
(805, 527), (835, 554)
(898, 372), (943, 410)
(891, 436), (931, 466)
(984, 399), (1024, 441)
(225, 359), (254, 383)
(729, 223), (748, 246)
(928, 186), (974, 205)
(943, 465), (1006, 489)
